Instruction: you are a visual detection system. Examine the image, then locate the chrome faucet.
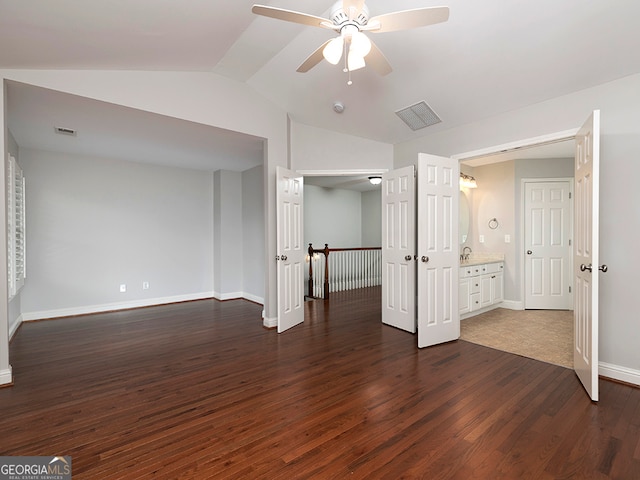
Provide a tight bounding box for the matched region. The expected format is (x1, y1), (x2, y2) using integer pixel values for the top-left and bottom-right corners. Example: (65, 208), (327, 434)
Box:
(461, 246), (472, 262)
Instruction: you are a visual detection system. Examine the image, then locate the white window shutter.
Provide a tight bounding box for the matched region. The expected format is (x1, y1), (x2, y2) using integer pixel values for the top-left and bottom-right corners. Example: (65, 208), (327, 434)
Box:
(7, 155), (25, 299)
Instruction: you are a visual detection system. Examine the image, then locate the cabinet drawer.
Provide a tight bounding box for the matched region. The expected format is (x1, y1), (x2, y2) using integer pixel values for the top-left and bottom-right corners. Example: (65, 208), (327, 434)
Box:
(471, 264), (484, 276)
(460, 266), (473, 277)
(470, 278), (481, 294)
(470, 293), (481, 311)
(486, 262), (504, 274)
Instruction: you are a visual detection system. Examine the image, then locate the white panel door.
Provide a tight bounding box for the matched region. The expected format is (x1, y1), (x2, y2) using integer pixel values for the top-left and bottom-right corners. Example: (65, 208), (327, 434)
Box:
(276, 167), (305, 333)
(417, 154), (459, 348)
(381, 166), (416, 333)
(524, 181), (573, 309)
(574, 110), (600, 401)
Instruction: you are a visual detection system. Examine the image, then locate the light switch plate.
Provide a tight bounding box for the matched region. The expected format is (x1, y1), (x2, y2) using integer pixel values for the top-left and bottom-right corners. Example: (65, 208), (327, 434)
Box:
(479, 235), (485, 243)
(505, 234), (511, 243)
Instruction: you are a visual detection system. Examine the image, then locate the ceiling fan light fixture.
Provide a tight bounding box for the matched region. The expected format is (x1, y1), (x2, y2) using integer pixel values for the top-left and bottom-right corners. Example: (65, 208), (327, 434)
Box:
(350, 31), (371, 57)
(323, 37), (344, 65)
(347, 51), (366, 71)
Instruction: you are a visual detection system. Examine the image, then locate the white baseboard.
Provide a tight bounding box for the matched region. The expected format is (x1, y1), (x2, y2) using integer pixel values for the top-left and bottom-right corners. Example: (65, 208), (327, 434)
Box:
(9, 314), (23, 340)
(213, 291), (243, 301)
(213, 291), (264, 305)
(21, 292), (265, 322)
(22, 292), (217, 321)
(0, 366), (12, 386)
(263, 316), (277, 329)
(599, 362), (640, 387)
(243, 293), (264, 305)
(500, 300), (524, 310)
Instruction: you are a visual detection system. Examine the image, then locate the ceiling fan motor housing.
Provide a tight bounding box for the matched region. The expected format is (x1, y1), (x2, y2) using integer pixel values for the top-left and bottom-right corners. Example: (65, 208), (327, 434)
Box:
(330, 1), (369, 27)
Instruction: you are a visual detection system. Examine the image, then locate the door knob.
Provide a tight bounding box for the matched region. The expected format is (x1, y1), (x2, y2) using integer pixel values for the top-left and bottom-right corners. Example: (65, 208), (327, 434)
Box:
(599, 265), (608, 273)
(281, 255), (287, 261)
(580, 263), (593, 272)
(526, 250), (532, 255)
(275, 255), (280, 261)
(421, 256), (429, 263)
(404, 255), (412, 261)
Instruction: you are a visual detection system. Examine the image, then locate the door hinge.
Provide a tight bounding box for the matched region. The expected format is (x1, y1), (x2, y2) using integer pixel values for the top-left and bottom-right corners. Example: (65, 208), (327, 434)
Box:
(569, 239), (572, 246)
(569, 286), (572, 293)
(569, 192), (572, 199)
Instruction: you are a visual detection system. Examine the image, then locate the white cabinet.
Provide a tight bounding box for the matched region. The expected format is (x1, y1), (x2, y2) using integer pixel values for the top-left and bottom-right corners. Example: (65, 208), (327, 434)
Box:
(460, 262), (504, 318)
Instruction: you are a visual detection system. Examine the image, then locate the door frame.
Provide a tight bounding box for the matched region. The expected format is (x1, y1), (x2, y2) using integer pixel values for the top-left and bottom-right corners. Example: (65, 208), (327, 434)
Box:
(520, 177), (574, 310)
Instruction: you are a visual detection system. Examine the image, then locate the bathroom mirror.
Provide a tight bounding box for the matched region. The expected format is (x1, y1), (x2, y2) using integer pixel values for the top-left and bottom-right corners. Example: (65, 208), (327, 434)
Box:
(460, 191), (469, 244)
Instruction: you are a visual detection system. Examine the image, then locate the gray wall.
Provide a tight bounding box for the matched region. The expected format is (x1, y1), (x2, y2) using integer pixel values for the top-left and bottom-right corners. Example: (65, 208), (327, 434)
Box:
(395, 72), (640, 375)
(213, 170), (243, 298)
(20, 148), (215, 315)
(242, 165), (265, 302)
(304, 184), (362, 249)
(361, 189), (382, 247)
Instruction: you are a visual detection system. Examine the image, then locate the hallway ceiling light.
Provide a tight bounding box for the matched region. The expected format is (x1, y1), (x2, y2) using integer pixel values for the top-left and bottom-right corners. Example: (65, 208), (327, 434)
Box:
(368, 176), (382, 185)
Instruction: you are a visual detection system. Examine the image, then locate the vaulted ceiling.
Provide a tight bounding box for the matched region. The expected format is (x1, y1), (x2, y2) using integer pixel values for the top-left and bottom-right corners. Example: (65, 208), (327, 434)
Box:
(2, 0), (640, 170)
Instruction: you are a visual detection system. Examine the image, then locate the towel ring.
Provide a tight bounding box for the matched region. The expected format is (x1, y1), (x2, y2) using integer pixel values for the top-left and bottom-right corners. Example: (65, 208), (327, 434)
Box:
(488, 218), (499, 230)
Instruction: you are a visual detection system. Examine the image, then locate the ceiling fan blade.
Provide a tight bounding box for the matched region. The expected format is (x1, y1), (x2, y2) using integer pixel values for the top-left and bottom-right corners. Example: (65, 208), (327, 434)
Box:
(366, 39), (392, 76)
(252, 5), (333, 29)
(297, 39), (333, 73)
(367, 6), (450, 33)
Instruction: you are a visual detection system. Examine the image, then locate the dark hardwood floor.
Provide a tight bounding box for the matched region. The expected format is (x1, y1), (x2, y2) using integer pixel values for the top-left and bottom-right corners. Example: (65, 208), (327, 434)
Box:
(2, 287), (639, 479)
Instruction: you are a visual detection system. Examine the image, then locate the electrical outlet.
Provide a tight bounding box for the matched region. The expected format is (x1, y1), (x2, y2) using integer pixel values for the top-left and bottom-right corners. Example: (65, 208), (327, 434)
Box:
(142, 281), (149, 290)
(504, 234), (511, 243)
(119, 284), (127, 293)
(479, 235), (485, 243)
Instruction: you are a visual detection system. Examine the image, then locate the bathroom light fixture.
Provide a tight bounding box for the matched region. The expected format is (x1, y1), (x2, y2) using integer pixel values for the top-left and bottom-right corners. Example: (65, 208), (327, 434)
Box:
(368, 176), (382, 185)
(460, 173), (477, 189)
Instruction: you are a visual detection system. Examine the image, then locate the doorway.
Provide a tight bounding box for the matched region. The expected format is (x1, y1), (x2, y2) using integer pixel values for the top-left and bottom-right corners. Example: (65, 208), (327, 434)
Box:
(456, 133), (576, 366)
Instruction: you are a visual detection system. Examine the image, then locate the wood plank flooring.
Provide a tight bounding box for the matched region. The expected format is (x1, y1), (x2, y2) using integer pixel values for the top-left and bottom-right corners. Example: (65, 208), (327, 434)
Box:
(2, 287), (639, 479)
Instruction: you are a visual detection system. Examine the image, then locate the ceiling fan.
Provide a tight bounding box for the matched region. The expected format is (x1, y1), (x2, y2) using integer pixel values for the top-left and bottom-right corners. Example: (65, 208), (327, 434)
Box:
(252, 1), (449, 83)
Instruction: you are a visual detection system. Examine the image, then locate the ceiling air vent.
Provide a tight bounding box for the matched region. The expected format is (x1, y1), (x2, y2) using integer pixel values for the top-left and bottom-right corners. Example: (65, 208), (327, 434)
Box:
(395, 101), (441, 131)
(54, 126), (77, 136)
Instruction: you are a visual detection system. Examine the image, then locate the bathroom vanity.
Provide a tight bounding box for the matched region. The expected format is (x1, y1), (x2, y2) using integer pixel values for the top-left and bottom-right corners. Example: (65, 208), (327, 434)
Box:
(459, 260), (504, 319)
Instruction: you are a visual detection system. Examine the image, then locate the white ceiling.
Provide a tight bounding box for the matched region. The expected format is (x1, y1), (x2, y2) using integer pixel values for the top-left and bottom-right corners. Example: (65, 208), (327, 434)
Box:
(2, 0), (640, 173)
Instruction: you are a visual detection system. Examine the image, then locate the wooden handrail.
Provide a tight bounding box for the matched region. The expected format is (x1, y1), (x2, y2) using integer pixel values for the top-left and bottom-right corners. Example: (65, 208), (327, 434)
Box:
(307, 244), (381, 300)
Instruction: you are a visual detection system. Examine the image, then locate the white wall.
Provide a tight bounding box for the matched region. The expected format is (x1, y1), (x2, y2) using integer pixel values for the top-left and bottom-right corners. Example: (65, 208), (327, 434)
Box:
(304, 184), (362, 249)
(395, 73), (640, 380)
(291, 122), (393, 172)
(361, 189), (381, 247)
(242, 165), (264, 304)
(20, 148), (215, 317)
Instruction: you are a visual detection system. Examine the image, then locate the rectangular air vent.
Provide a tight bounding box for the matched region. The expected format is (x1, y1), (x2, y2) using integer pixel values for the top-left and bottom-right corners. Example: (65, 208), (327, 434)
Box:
(395, 101), (442, 131)
(54, 126), (77, 136)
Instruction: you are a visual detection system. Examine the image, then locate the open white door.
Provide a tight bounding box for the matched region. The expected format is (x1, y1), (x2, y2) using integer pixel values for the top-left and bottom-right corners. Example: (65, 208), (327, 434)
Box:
(574, 110), (600, 401)
(276, 167), (305, 333)
(381, 166), (416, 333)
(417, 154), (459, 348)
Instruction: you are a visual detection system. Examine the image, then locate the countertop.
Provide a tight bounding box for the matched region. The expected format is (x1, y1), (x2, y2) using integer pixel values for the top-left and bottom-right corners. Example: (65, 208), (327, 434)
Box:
(460, 253), (504, 266)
